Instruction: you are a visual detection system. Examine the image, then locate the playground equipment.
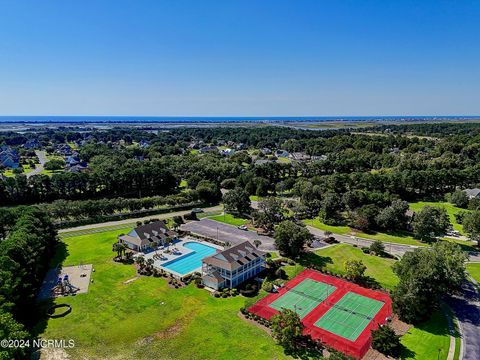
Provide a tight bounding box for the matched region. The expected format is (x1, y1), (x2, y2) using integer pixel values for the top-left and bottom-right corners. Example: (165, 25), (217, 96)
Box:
(52, 274), (80, 296)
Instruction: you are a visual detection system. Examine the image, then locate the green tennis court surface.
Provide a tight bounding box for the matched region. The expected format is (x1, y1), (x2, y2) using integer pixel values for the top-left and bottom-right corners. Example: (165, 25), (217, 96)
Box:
(314, 292), (384, 341)
(269, 279), (336, 318)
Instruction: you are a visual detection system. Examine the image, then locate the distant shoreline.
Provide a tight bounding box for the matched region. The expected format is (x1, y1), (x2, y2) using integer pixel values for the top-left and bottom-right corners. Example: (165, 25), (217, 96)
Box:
(0, 115), (479, 124)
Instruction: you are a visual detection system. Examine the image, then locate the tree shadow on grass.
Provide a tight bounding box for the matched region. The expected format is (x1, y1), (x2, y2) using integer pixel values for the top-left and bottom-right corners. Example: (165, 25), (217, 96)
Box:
(297, 252), (333, 270)
(399, 343), (416, 359)
(32, 240), (70, 337)
(48, 240), (69, 268)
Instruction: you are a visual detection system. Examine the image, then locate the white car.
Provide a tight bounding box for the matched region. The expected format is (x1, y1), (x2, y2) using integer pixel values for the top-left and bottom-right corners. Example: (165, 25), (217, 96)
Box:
(237, 225), (248, 231)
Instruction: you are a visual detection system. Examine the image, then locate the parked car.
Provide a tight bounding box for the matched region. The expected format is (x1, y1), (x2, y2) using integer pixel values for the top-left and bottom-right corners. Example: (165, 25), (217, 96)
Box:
(192, 208), (204, 213)
(237, 225), (248, 231)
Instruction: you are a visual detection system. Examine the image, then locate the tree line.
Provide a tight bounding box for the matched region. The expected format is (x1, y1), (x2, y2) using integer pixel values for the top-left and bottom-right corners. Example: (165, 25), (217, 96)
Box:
(0, 207), (57, 359)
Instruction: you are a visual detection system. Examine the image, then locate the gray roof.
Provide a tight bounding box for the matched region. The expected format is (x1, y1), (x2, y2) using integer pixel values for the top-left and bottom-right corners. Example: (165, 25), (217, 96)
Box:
(120, 221), (177, 247)
(464, 188), (480, 198)
(202, 241), (265, 271)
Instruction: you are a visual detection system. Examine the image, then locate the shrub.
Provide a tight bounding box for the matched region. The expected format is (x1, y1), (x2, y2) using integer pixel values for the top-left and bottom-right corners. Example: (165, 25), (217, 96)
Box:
(274, 268), (287, 279)
(371, 325), (401, 357)
(262, 281), (273, 292)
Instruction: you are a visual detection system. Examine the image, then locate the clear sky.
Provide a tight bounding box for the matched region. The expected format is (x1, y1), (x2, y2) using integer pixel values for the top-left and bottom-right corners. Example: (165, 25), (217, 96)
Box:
(0, 0), (479, 116)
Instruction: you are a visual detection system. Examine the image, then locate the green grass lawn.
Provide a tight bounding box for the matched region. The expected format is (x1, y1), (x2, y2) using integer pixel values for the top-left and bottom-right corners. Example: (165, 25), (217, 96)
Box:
(1, 164), (33, 177)
(37, 229), (288, 359)
(409, 201), (468, 234)
(305, 218), (425, 246)
(400, 311), (451, 360)
(466, 263), (480, 283)
(209, 213), (249, 226)
(282, 244), (398, 290)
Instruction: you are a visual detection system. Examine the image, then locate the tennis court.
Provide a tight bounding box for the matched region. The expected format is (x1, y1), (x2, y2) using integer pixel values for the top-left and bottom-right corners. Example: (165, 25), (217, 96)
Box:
(314, 291), (384, 341)
(269, 278), (336, 318)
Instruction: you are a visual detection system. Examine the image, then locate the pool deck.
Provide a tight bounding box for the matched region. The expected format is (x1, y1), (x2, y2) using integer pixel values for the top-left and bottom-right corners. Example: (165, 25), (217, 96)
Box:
(140, 236), (223, 278)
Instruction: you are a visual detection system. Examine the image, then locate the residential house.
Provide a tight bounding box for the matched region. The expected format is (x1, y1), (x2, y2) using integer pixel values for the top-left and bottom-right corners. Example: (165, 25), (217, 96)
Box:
(55, 144), (73, 156)
(23, 138), (42, 149)
(201, 241), (266, 290)
(138, 139), (150, 148)
(118, 221), (178, 252)
(463, 188), (480, 199)
(66, 164), (88, 173)
(220, 148), (235, 156)
(0, 146), (20, 168)
(275, 150), (290, 158)
(290, 152), (311, 161)
(199, 145), (218, 154)
(311, 154), (328, 161)
(65, 155), (81, 167)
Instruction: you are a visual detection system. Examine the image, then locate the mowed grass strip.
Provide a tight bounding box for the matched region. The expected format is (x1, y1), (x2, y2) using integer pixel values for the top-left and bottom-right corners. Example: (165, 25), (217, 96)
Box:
(37, 229), (289, 360)
(306, 218), (424, 246)
(467, 263), (480, 284)
(209, 213), (249, 226)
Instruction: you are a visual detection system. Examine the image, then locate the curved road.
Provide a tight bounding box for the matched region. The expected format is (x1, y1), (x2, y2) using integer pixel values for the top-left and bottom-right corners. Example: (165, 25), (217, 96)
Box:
(26, 150), (47, 178)
(307, 225), (480, 262)
(446, 281), (480, 360)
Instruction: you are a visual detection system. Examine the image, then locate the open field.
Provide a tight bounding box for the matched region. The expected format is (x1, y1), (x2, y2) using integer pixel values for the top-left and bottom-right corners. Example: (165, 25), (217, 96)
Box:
(37, 229), (288, 360)
(409, 201), (468, 234)
(306, 218), (425, 246)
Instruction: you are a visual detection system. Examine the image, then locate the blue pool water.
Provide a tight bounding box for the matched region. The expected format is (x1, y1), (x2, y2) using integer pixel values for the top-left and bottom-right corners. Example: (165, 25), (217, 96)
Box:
(162, 242), (217, 275)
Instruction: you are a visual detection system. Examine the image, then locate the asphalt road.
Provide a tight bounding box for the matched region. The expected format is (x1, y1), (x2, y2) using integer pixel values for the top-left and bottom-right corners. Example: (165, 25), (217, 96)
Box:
(27, 150), (47, 178)
(446, 281), (480, 360)
(306, 226), (419, 258)
(307, 226), (480, 262)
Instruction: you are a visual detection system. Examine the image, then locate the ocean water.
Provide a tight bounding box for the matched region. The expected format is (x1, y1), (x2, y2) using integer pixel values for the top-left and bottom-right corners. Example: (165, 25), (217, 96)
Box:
(0, 115), (477, 124)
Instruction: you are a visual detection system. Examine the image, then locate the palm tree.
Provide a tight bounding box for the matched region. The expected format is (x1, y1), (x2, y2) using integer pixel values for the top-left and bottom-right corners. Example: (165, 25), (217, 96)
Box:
(136, 256), (145, 269)
(253, 240), (262, 248)
(165, 237), (173, 249)
(112, 242), (123, 258)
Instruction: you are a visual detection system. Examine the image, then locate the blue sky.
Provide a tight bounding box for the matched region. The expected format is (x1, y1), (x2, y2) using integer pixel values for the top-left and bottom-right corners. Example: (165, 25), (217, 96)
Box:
(0, 0), (479, 116)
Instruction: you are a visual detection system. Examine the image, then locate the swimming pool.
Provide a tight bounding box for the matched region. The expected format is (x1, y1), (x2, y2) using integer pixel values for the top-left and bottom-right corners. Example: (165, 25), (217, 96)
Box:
(162, 242), (217, 275)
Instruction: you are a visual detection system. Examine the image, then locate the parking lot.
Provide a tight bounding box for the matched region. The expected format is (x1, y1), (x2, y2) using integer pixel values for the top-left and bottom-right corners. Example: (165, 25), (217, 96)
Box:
(180, 218), (276, 251)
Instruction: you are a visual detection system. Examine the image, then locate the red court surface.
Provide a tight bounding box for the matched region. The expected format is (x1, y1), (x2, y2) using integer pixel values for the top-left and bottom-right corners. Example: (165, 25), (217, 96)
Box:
(248, 269), (393, 359)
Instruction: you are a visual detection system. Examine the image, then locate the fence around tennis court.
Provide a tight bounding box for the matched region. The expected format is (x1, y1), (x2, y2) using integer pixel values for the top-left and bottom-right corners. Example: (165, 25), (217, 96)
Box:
(248, 269), (393, 359)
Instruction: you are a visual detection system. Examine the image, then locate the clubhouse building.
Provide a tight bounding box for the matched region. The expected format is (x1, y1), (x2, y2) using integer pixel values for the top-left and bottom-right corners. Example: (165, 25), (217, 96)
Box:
(201, 241), (266, 290)
(118, 221), (177, 252)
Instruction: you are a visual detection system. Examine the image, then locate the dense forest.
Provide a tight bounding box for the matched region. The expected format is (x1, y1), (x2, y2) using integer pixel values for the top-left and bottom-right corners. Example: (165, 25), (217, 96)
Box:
(2, 124), (480, 227)
(0, 207), (57, 359)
